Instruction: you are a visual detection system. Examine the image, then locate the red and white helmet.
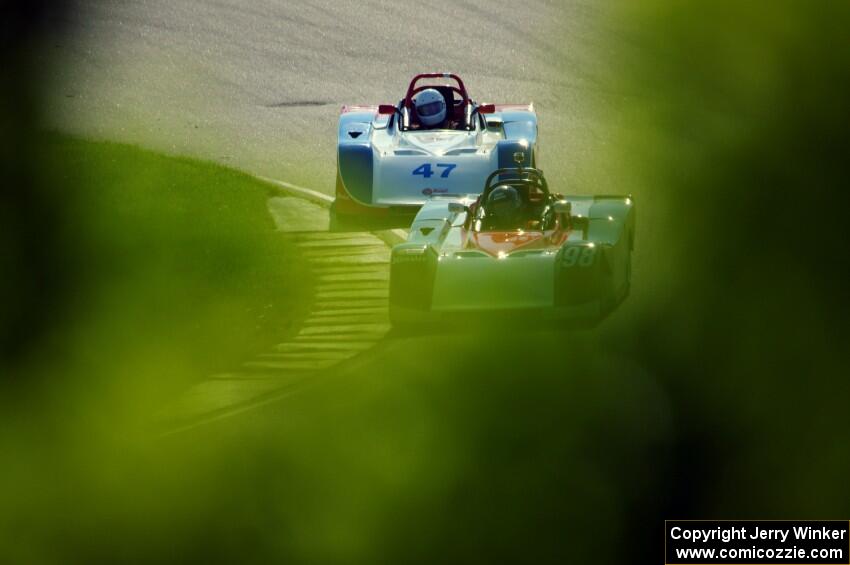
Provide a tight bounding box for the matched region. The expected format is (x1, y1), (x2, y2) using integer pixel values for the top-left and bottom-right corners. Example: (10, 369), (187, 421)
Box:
(412, 88), (446, 127)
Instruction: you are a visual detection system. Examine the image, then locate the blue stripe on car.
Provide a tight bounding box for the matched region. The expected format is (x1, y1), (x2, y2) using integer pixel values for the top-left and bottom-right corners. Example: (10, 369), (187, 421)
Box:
(338, 143), (373, 203)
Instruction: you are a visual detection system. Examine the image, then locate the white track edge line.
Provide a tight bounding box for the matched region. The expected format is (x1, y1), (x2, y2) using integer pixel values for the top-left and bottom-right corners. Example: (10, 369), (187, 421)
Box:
(257, 174), (408, 245)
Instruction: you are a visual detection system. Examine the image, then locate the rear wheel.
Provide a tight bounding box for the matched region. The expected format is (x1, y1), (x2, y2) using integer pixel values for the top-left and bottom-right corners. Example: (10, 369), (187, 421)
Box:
(600, 276), (618, 317)
(600, 247), (631, 316)
(620, 249), (632, 301)
(328, 201), (358, 232)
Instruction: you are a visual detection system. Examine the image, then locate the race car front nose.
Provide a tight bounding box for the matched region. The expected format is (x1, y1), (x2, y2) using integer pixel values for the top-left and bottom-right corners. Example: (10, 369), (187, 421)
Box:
(430, 253), (556, 312)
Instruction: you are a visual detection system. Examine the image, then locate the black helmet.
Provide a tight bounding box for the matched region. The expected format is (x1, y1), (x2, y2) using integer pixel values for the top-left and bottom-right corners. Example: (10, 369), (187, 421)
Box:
(486, 185), (522, 227)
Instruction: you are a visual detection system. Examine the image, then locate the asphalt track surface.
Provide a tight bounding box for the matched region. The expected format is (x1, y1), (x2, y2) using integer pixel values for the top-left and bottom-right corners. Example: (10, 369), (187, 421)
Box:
(47, 0), (632, 193)
(47, 1), (645, 424)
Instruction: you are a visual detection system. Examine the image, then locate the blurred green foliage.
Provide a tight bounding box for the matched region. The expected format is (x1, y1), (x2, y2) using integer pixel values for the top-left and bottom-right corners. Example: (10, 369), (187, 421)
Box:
(2, 1), (850, 564)
(611, 0), (850, 520)
(12, 134), (309, 386)
(0, 136), (311, 563)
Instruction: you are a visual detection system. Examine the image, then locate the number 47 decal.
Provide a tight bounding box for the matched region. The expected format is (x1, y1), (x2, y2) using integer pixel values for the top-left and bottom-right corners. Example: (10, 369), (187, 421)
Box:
(412, 163), (457, 178)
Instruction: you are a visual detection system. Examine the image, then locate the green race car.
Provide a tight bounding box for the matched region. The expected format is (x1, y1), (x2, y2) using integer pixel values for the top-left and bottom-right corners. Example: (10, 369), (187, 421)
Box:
(389, 167), (635, 325)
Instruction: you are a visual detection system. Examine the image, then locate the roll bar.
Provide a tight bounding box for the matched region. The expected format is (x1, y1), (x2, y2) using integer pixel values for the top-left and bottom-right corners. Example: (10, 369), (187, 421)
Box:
(481, 167), (550, 200)
(403, 73), (469, 109)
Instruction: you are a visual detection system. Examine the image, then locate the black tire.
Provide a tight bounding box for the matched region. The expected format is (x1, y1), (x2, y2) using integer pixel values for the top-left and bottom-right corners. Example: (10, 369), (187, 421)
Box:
(600, 278), (618, 317)
(388, 308), (420, 335)
(600, 249), (632, 318)
(621, 250), (632, 300)
(328, 201), (357, 232)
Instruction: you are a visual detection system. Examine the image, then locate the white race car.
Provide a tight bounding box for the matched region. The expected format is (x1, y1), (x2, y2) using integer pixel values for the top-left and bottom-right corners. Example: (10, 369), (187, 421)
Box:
(332, 73), (538, 230)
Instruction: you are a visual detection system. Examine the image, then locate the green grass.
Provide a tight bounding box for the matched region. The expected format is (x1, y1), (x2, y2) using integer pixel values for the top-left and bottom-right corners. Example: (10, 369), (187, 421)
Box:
(1, 135), (317, 564)
(5, 2), (850, 562)
(32, 134), (311, 397)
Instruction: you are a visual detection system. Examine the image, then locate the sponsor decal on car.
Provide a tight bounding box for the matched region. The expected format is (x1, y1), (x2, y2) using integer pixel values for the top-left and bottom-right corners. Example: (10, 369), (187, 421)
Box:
(422, 188), (449, 195)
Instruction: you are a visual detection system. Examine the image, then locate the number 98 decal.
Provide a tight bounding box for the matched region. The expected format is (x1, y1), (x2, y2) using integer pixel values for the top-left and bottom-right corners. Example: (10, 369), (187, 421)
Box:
(561, 246), (596, 267)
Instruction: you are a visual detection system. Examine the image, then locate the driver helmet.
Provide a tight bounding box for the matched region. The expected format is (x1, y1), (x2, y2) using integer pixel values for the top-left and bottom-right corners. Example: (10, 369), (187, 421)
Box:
(486, 185), (523, 227)
(412, 88), (446, 127)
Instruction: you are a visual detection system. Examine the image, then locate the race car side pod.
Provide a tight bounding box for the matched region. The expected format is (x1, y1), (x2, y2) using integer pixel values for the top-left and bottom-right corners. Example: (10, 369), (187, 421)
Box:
(389, 244), (438, 312)
(553, 243), (612, 308)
